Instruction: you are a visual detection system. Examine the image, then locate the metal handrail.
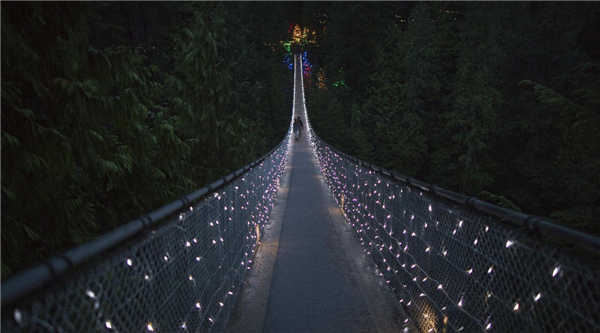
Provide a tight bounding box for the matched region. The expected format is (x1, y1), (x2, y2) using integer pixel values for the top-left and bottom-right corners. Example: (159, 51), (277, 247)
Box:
(308, 130), (600, 255)
(1, 141), (285, 307)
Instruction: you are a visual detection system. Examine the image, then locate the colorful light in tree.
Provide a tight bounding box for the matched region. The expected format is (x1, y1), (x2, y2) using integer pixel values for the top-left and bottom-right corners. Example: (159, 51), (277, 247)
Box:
(317, 68), (327, 90)
(302, 52), (312, 89)
(333, 67), (347, 88)
(284, 54), (293, 71)
(293, 24), (302, 43)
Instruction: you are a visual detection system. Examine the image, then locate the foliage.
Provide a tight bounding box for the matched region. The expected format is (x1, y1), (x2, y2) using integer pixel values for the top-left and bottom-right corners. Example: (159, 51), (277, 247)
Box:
(305, 2), (600, 236)
(1, 2), (291, 280)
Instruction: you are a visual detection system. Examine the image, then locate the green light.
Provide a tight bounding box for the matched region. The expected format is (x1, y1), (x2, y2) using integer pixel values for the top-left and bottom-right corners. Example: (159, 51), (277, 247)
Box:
(333, 79), (347, 88)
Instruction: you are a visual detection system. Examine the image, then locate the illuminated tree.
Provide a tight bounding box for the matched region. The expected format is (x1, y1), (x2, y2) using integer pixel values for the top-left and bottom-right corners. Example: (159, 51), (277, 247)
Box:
(317, 68), (327, 90)
(293, 24), (302, 43)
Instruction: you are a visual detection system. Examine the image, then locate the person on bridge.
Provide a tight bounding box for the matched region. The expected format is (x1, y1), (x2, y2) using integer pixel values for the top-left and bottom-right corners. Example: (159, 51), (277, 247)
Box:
(293, 118), (301, 141)
(297, 117), (304, 138)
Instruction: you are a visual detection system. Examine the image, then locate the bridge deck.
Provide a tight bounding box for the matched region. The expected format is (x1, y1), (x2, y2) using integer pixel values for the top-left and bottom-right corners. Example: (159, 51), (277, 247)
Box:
(227, 55), (408, 333)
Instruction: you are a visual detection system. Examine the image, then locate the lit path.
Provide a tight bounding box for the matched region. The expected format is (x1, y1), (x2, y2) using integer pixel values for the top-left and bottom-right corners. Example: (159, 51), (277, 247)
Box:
(228, 55), (409, 333)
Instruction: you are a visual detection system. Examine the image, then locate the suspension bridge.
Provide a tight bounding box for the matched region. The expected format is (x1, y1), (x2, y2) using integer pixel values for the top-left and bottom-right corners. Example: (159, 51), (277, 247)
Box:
(2, 54), (599, 333)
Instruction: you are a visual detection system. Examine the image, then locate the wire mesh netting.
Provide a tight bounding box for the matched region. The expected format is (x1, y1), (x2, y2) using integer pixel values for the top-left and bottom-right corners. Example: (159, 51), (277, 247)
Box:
(1, 137), (290, 333)
(308, 135), (600, 333)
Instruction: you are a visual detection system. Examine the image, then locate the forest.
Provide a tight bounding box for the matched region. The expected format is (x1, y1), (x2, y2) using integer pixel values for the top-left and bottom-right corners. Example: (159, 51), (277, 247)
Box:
(303, 2), (600, 245)
(2, 2), (599, 280)
(1, 2), (292, 279)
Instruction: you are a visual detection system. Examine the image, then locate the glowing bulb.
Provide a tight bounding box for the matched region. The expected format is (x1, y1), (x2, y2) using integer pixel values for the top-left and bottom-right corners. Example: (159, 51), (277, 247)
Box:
(147, 323), (154, 331)
(106, 321), (113, 329)
(534, 293), (542, 301)
(514, 302), (519, 311)
(552, 266), (560, 277)
(126, 258), (132, 266)
(488, 266), (494, 274)
(14, 309), (22, 324)
(506, 240), (515, 248)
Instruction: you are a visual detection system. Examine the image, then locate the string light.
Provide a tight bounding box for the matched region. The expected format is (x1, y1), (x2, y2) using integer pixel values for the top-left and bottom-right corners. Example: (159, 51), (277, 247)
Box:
(10, 48), (596, 333)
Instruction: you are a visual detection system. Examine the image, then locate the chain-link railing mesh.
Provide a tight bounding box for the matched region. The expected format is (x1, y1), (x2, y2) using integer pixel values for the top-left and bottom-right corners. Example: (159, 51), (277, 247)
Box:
(308, 136), (600, 332)
(289, 47), (600, 332)
(1, 136), (291, 332)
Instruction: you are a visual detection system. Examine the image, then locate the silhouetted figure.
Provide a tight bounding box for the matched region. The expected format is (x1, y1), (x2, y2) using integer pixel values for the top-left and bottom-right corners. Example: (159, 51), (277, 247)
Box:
(293, 118), (301, 141)
(297, 117), (304, 138)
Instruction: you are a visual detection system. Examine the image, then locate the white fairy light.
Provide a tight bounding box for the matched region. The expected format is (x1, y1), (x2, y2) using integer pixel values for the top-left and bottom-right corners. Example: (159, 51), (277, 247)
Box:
(14, 309), (22, 324)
